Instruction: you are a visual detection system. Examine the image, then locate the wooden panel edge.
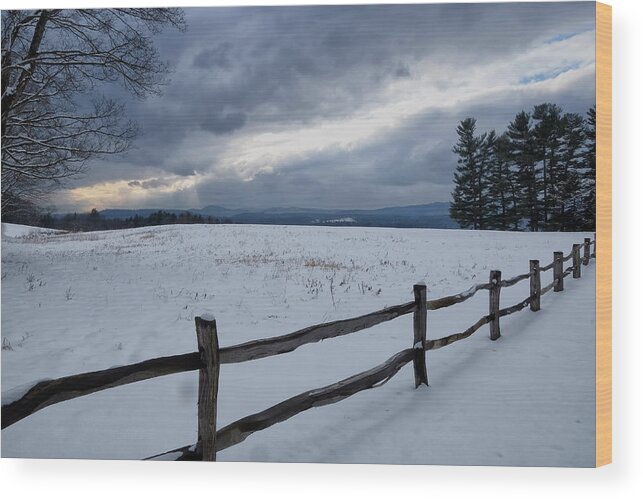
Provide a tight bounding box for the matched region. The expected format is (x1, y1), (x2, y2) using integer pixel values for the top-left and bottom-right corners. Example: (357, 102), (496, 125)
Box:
(595, 0), (612, 468)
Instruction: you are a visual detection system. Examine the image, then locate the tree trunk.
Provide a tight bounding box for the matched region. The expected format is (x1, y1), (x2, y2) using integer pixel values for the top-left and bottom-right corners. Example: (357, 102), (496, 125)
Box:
(1, 10), (53, 134)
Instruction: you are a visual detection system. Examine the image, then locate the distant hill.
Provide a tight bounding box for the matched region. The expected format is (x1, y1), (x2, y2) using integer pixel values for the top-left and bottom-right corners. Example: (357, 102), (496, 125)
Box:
(98, 203), (456, 229)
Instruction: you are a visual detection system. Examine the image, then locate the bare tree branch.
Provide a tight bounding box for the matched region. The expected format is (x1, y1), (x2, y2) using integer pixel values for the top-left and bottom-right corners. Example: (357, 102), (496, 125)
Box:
(1, 8), (185, 215)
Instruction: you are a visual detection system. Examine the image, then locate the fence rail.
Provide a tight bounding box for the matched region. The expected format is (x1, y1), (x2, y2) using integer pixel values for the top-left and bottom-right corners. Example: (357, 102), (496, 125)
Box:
(219, 300), (416, 364)
(1, 352), (201, 430)
(1, 235), (597, 461)
(540, 261), (555, 272)
(500, 272), (530, 288)
(426, 282), (491, 310)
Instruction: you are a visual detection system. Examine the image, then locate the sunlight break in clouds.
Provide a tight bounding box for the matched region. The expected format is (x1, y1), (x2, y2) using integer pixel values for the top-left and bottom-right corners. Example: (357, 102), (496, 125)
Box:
(66, 175), (205, 211)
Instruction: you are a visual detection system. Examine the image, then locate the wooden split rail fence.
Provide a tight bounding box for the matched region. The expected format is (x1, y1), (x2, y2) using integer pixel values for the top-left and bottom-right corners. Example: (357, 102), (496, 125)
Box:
(1, 236), (597, 461)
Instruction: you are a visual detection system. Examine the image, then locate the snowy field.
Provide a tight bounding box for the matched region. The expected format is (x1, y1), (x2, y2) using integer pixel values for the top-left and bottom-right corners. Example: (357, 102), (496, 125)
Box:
(1, 223), (595, 466)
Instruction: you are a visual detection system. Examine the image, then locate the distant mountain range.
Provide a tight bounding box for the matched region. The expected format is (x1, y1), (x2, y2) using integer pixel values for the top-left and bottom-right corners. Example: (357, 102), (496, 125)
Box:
(98, 202), (457, 229)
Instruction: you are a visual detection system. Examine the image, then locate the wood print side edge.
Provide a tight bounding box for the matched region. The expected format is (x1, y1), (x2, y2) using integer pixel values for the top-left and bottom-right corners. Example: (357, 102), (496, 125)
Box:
(595, 0), (612, 468)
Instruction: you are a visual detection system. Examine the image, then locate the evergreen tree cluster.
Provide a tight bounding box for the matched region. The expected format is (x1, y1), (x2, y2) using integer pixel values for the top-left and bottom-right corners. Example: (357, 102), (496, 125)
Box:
(34, 209), (230, 232)
(450, 103), (596, 232)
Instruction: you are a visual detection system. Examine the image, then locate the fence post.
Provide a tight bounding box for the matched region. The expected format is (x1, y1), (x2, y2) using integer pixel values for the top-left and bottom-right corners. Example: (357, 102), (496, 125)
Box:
(412, 284), (428, 388)
(583, 237), (591, 265)
(489, 270), (501, 340)
(195, 315), (220, 461)
(593, 232), (597, 257)
(529, 260), (541, 312)
(573, 244), (582, 278)
(553, 251), (564, 292)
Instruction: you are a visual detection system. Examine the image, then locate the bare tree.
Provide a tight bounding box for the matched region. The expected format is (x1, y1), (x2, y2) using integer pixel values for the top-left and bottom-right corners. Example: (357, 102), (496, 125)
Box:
(1, 8), (185, 215)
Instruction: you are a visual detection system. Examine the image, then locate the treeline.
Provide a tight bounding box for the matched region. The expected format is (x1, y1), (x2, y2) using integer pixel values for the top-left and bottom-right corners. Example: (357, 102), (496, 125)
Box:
(35, 209), (230, 232)
(450, 102), (595, 232)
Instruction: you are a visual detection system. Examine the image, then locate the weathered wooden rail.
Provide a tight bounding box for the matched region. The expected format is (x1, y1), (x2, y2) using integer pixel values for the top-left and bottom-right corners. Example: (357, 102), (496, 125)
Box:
(1, 235), (597, 461)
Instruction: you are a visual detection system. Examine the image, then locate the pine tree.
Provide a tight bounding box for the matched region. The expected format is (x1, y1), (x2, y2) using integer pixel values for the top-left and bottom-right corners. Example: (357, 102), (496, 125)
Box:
(582, 106), (596, 230)
(532, 103), (564, 230)
(550, 112), (585, 231)
(507, 111), (540, 231)
(486, 132), (521, 230)
(479, 131), (498, 227)
(450, 118), (487, 229)
(449, 103), (596, 233)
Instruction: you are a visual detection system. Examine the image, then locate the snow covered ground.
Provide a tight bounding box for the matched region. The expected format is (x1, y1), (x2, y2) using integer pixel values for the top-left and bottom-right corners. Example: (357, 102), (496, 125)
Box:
(1, 223), (595, 466)
(1, 222), (62, 238)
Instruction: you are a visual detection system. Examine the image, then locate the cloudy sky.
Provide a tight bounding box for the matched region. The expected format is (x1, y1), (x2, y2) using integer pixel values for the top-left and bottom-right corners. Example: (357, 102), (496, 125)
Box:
(55, 2), (596, 211)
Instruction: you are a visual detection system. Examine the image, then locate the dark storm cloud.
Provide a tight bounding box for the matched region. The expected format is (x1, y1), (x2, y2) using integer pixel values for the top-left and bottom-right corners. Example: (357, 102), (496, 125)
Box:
(58, 2), (597, 210)
(176, 2), (592, 120)
(394, 65), (412, 79)
(192, 43), (234, 70)
(200, 111), (247, 135)
(151, 2), (594, 128)
(128, 178), (178, 190)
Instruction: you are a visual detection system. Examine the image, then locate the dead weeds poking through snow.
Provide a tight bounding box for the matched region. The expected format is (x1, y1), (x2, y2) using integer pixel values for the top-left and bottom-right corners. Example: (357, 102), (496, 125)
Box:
(303, 257), (346, 270)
